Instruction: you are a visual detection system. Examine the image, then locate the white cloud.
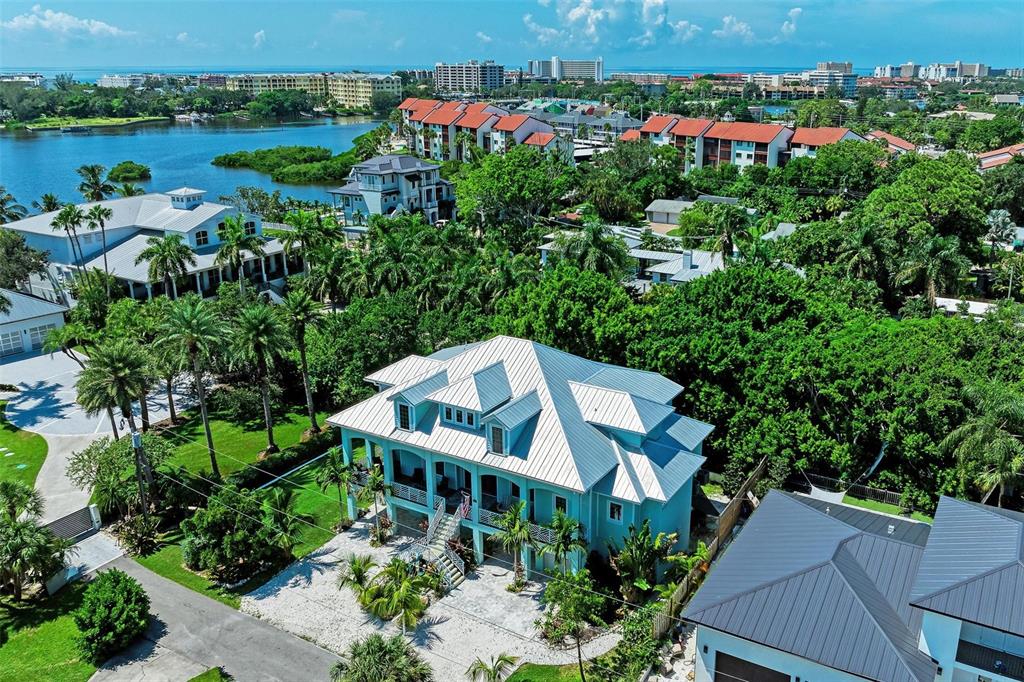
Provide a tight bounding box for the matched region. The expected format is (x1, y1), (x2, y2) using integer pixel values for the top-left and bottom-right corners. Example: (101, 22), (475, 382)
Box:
(332, 9), (367, 22)
(780, 7), (802, 37)
(176, 31), (190, 43)
(252, 29), (265, 48)
(1, 4), (133, 39)
(538, 0), (552, 6)
(392, 37), (406, 50)
(669, 20), (702, 43)
(564, 0), (616, 43)
(712, 15), (755, 43)
(640, 0), (666, 27)
(476, 31), (493, 43)
(523, 13), (565, 45)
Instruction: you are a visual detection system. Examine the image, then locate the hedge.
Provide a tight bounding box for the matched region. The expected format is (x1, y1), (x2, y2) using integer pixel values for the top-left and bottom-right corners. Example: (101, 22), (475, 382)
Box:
(224, 427), (338, 490)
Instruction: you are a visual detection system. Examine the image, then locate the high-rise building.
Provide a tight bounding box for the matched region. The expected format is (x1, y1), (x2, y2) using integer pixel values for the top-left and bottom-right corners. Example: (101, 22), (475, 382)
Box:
(434, 60), (505, 92)
(803, 70), (858, 97)
(225, 72), (329, 97)
(97, 74), (148, 88)
(529, 56), (604, 82)
(816, 61), (853, 74)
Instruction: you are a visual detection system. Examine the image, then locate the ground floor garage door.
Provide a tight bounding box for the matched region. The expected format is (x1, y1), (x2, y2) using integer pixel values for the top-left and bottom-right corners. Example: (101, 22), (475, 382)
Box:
(0, 330), (24, 357)
(27, 323), (56, 351)
(714, 651), (789, 682)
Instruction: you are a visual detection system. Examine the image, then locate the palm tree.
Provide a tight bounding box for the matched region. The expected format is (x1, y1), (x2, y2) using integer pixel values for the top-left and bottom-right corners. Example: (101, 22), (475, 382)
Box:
(135, 234), (197, 299)
(337, 552), (377, 602)
(493, 500), (534, 585)
(32, 193), (62, 214)
(0, 519), (75, 600)
(116, 183), (145, 197)
(216, 214), (265, 292)
(281, 288), (321, 432)
(307, 244), (352, 310)
(76, 163), (115, 202)
(363, 465), (392, 542)
(85, 204), (115, 295)
(281, 209), (333, 272)
(896, 235), (970, 308)
(466, 654), (518, 682)
(0, 186), (27, 224)
(0, 480), (44, 522)
(553, 217), (629, 277)
(330, 633), (433, 682)
(608, 519), (678, 604)
(161, 295), (226, 478)
(986, 209), (1016, 265)
(839, 223), (890, 282)
(75, 338), (155, 489)
(50, 204), (87, 273)
(709, 203), (751, 265)
(230, 303), (289, 454)
(316, 447), (357, 525)
(262, 486), (315, 557)
(151, 341), (185, 425)
(940, 383), (1024, 507)
(363, 557), (431, 635)
(542, 510), (586, 574)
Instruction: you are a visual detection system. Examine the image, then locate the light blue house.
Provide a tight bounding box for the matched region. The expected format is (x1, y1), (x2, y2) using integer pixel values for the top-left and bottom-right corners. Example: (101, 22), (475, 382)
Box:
(327, 155), (455, 227)
(327, 336), (712, 584)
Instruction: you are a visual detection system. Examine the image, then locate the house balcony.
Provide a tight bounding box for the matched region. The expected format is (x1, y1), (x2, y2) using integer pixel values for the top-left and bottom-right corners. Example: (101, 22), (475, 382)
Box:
(392, 470), (428, 507)
(957, 640), (1024, 681)
(475, 493), (560, 545)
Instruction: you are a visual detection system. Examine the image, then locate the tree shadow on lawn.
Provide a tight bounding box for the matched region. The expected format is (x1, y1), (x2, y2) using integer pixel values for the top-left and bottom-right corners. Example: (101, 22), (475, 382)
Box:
(0, 580), (86, 633)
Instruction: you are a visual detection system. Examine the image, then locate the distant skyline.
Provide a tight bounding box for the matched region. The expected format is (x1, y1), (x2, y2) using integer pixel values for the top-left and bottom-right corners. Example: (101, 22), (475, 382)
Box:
(1, 1), (1022, 72)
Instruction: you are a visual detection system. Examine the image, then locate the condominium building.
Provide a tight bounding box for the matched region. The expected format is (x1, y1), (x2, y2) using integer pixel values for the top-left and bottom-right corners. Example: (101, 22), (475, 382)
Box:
(434, 61), (504, 92)
(804, 69), (858, 97)
(198, 73), (227, 88)
(326, 73), (402, 108)
(529, 56), (604, 82)
(0, 72), (45, 87)
(226, 72), (329, 97)
(97, 74), (148, 88)
(816, 61), (853, 74)
(610, 72), (670, 84)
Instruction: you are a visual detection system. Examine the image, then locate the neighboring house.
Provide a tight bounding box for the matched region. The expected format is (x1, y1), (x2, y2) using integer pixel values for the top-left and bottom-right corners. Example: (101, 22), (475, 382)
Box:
(761, 221), (798, 241)
(0, 289), (66, 358)
(327, 336), (713, 584)
(2, 189), (285, 301)
(489, 114), (554, 153)
(669, 118), (714, 172)
(700, 122), (794, 169)
(684, 492), (1024, 682)
(522, 131), (573, 163)
(977, 143), (1024, 171)
(991, 93), (1023, 106)
(639, 114), (679, 145)
(865, 129), (916, 155)
(645, 199), (693, 226)
(453, 110), (501, 158)
(643, 249), (725, 285)
(328, 155), (454, 226)
(789, 126), (865, 158)
(422, 106), (466, 160)
(620, 129), (641, 142)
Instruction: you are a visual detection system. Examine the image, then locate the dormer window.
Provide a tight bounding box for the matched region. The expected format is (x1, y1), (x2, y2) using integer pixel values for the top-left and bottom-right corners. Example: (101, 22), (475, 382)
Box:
(441, 405), (477, 428)
(489, 425), (505, 455)
(195, 230), (209, 246)
(397, 402), (412, 431)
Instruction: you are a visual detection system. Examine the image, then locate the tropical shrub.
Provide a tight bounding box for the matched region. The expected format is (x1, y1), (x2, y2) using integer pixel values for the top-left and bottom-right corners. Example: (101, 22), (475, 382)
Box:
(74, 569), (150, 664)
(179, 486), (279, 582)
(330, 633), (433, 682)
(107, 160), (151, 182)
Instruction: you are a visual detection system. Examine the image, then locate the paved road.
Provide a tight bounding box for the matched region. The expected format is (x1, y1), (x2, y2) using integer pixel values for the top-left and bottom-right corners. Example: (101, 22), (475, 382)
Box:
(91, 558), (339, 682)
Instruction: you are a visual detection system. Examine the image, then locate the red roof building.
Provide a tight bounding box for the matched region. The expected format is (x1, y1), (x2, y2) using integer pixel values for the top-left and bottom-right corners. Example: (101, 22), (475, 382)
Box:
(670, 118), (714, 138)
(791, 127), (855, 147)
(639, 114), (678, 136)
(977, 143), (1024, 171)
(705, 122), (790, 144)
(493, 114), (530, 132)
(422, 109), (465, 126)
(455, 111), (498, 130)
(397, 97), (420, 111)
(523, 132), (556, 147)
(865, 130), (915, 154)
(620, 129), (641, 141)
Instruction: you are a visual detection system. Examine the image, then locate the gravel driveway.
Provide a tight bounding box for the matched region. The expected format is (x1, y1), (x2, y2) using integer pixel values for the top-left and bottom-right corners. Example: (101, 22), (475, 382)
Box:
(242, 513), (619, 679)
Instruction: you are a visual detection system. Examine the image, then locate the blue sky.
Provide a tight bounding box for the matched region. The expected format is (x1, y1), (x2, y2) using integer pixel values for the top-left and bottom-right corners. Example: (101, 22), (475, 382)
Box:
(1, 1), (1021, 72)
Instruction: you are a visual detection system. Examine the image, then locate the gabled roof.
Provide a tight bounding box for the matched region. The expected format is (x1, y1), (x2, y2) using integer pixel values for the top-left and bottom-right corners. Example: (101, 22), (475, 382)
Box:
(0, 289), (66, 324)
(493, 114), (530, 132)
(455, 111), (498, 130)
(669, 118), (714, 138)
(910, 496), (1024, 637)
(866, 130), (915, 152)
(684, 491), (937, 682)
(977, 143), (1024, 170)
(422, 109), (464, 126)
(639, 114), (677, 134)
(425, 361), (512, 413)
(437, 100), (465, 112)
(619, 129), (641, 141)
(353, 155), (439, 174)
(397, 97), (421, 111)
(365, 355), (444, 388)
(409, 98), (441, 112)
(328, 336), (708, 495)
(569, 381), (675, 435)
(523, 131), (556, 147)
(705, 121), (791, 143)
(791, 126), (858, 146)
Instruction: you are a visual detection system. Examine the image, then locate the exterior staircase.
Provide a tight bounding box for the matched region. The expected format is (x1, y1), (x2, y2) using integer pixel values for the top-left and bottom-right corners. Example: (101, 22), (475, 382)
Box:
(427, 512), (465, 588)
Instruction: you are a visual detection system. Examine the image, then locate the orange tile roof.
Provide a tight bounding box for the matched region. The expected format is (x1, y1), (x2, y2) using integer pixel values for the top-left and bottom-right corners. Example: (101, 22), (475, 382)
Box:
(977, 143), (1024, 170)
(865, 130), (915, 152)
(705, 122), (790, 144)
(463, 102), (488, 114)
(409, 108), (433, 122)
(640, 115), (677, 134)
(791, 127), (854, 147)
(620, 129), (641, 141)
(493, 114), (530, 132)
(437, 100), (465, 111)
(423, 109), (464, 126)
(397, 97), (420, 111)
(670, 118), (714, 138)
(455, 111), (497, 130)
(524, 132), (556, 147)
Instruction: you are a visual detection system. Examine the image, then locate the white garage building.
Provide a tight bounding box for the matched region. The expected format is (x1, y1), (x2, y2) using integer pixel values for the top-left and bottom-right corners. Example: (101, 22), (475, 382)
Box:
(0, 289), (67, 358)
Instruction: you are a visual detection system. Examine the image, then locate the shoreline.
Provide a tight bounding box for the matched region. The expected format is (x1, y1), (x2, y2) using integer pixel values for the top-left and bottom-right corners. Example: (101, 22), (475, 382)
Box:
(21, 116), (170, 131)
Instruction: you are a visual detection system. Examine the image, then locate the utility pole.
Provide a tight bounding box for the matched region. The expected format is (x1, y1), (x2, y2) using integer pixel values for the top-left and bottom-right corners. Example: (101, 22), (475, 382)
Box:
(131, 431), (150, 524)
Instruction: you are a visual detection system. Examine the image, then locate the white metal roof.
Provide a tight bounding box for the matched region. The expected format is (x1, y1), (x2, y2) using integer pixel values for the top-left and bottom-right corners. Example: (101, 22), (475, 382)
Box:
(328, 336), (709, 496)
(0, 289), (67, 324)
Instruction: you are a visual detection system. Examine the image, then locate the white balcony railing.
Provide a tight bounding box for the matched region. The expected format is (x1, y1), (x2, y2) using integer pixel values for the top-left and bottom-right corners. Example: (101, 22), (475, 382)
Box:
(391, 481), (427, 507)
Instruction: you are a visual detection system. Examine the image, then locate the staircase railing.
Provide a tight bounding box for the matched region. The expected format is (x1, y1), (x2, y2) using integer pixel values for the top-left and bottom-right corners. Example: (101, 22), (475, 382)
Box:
(426, 495), (445, 544)
(443, 547), (465, 576)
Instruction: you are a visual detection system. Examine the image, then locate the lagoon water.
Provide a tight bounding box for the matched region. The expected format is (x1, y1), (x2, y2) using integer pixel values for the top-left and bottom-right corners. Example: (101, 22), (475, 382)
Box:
(0, 116), (380, 207)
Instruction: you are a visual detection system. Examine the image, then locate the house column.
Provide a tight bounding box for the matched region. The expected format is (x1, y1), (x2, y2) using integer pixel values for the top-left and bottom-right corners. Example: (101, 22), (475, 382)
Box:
(128, 281), (136, 300)
(519, 481), (532, 580)
(171, 278), (178, 298)
(470, 464), (482, 524)
(381, 442), (396, 523)
(472, 527), (485, 565)
(340, 430), (358, 520)
(260, 257), (267, 283)
(145, 283), (153, 300)
(194, 272), (201, 294)
(423, 449), (436, 512)
(282, 255), (289, 276)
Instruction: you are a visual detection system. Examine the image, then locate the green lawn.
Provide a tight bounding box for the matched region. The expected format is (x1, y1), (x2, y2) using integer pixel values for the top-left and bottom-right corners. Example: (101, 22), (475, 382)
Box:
(271, 458), (343, 557)
(26, 115), (167, 130)
(0, 400), (48, 487)
(842, 495), (933, 523)
(0, 584), (96, 682)
(508, 663), (582, 682)
(161, 408), (329, 476)
(189, 668), (232, 681)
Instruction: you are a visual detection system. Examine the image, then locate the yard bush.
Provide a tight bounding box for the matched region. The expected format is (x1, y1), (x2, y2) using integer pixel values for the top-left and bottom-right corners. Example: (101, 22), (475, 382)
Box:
(74, 569), (150, 664)
(107, 160), (151, 181)
(209, 384), (285, 426)
(224, 427), (337, 490)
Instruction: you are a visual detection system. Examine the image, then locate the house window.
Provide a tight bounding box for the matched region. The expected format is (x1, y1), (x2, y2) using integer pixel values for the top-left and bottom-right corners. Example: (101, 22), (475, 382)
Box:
(555, 496), (567, 514)
(467, 412), (474, 427)
(609, 502), (623, 523)
(244, 221), (257, 236)
(444, 406), (452, 421)
(489, 425), (505, 455)
(195, 230), (209, 246)
(455, 409), (464, 423)
(397, 403), (412, 430)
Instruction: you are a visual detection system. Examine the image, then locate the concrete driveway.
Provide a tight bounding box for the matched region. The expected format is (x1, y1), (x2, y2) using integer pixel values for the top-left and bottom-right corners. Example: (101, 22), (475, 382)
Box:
(91, 558), (338, 682)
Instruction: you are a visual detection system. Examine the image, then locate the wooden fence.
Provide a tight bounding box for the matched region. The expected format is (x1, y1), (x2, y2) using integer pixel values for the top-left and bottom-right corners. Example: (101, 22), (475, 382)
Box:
(651, 456), (769, 640)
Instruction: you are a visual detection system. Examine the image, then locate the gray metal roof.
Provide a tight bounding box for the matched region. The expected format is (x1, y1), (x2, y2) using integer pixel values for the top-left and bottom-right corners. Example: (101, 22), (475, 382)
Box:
(328, 336), (710, 496)
(684, 491), (937, 682)
(0, 289), (66, 324)
(3, 191), (234, 236)
(644, 199), (693, 214)
(353, 155), (439, 174)
(425, 361), (512, 413)
(910, 496), (1024, 637)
